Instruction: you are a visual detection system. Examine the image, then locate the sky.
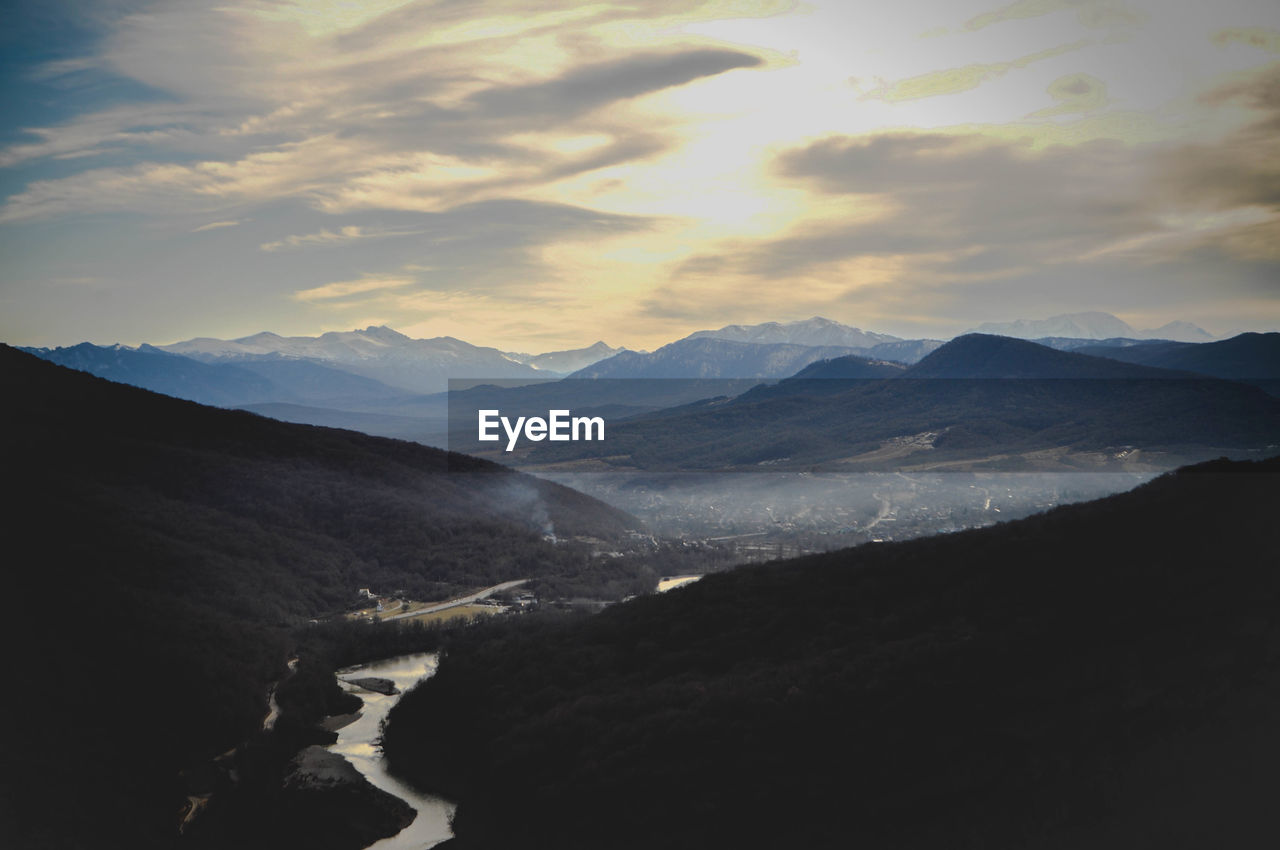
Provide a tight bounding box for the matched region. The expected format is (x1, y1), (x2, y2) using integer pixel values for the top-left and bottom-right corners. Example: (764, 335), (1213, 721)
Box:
(1, 0), (1278, 351)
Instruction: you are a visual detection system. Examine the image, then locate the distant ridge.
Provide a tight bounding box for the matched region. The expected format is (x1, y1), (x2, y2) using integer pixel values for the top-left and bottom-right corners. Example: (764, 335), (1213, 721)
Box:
(1075, 332), (1280, 380)
(903, 334), (1191, 379)
(23, 342), (408, 407)
(504, 341), (625, 374)
(1075, 332), (1280, 396)
(570, 337), (873, 379)
(966, 311), (1215, 343)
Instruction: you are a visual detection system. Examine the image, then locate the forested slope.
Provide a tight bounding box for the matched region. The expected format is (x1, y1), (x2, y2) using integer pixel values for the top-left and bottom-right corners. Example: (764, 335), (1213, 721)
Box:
(384, 456), (1280, 849)
(0, 344), (635, 848)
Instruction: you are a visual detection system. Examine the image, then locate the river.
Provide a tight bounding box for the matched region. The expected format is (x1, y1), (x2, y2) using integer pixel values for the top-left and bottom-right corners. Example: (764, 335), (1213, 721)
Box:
(329, 653), (455, 850)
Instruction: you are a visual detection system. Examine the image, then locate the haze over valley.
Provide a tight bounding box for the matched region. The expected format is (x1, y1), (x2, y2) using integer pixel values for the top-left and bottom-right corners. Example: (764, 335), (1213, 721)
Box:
(27, 314), (1278, 562)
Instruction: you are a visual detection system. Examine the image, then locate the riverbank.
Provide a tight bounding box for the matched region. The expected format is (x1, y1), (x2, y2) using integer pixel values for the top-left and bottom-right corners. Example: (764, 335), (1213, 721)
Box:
(376, 460), (1280, 848)
(179, 631), (450, 849)
(329, 653), (455, 850)
(281, 746), (416, 848)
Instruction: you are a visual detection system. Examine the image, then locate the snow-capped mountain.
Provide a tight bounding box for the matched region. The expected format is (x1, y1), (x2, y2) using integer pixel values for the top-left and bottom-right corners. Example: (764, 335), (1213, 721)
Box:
(966, 312), (1215, 343)
(687, 316), (901, 349)
(160, 325), (544, 393)
(504, 341), (625, 374)
(1142, 321), (1217, 343)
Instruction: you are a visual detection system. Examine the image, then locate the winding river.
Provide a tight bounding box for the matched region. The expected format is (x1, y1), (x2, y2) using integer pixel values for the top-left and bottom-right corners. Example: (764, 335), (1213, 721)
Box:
(329, 653), (455, 850)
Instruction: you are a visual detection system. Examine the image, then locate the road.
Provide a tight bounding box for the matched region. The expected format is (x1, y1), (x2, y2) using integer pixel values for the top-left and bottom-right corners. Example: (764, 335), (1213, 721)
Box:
(382, 579), (529, 621)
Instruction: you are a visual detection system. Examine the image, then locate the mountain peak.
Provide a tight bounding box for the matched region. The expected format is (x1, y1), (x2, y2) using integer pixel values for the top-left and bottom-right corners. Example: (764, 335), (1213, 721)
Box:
(235, 331), (287, 345)
(359, 324), (409, 340)
(687, 317), (900, 349)
(504, 341), (623, 374)
(1144, 321), (1215, 342)
(967, 312), (1136, 341)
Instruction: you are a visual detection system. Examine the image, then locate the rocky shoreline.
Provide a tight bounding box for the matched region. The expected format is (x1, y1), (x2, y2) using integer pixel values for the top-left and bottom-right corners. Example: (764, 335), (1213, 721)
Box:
(280, 746), (417, 849)
(343, 676), (400, 695)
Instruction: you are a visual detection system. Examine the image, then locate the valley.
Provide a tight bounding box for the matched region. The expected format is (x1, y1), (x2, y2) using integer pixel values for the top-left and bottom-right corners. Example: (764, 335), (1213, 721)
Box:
(4, 316), (1278, 850)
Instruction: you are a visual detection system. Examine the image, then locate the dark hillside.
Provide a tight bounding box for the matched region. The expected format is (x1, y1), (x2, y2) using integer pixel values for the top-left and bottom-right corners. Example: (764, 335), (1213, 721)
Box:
(727, 354), (906, 403)
(778, 353), (906, 380)
(0, 344), (634, 848)
(903, 333), (1191, 379)
(384, 456), (1280, 849)
(1076, 332), (1280, 394)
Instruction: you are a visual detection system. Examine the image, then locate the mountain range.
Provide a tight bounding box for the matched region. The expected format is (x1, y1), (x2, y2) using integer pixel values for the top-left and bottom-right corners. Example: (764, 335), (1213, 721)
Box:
(25, 342), (409, 407)
(966, 311), (1215, 342)
(16, 313), (1260, 455)
(160, 326), (626, 388)
(161, 326), (551, 393)
(503, 334), (1280, 472)
(23, 330), (632, 446)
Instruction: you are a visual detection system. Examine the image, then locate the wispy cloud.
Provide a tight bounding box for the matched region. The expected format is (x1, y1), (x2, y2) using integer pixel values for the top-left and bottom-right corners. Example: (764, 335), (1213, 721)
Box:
(292, 274), (416, 302)
(192, 219), (241, 232)
(0, 2), (770, 225)
(2, 0), (1279, 349)
(1211, 26), (1280, 52)
(260, 224), (416, 251)
(963, 0), (1143, 33)
(1028, 72), (1109, 117)
(859, 41), (1086, 102)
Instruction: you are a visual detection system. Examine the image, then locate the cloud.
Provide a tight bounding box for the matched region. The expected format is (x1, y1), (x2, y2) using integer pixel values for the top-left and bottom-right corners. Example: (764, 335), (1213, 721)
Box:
(278, 199), (654, 305)
(0, 24), (764, 223)
(963, 0), (1143, 33)
(0, 136), (367, 223)
(292, 274), (415, 302)
(1170, 65), (1280, 212)
(3, 0), (1279, 347)
(860, 41), (1086, 102)
(1028, 72), (1109, 117)
(1153, 130), (1280, 213)
(655, 67), (1280, 326)
(191, 219), (240, 232)
(1200, 60), (1280, 112)
(260, 224), (415, 251)
(0, 102), (219, 168)
(1212, 27), (1280, 53)
(467, 49), (763, 121)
